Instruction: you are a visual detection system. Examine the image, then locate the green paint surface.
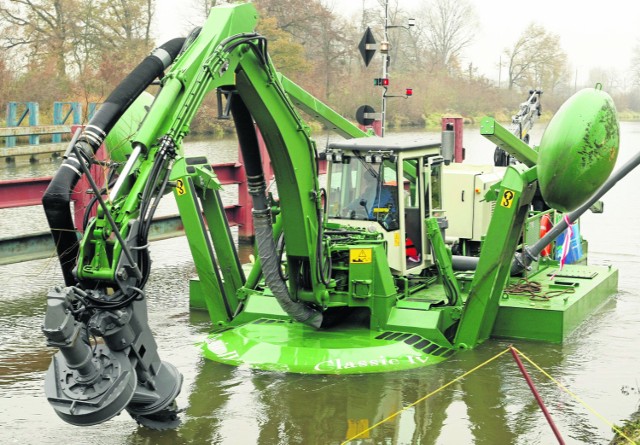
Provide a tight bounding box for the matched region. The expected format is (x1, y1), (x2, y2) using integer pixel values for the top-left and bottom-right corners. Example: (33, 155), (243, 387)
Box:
(202, 320), (453, 374)
(537, 87), (619, 212)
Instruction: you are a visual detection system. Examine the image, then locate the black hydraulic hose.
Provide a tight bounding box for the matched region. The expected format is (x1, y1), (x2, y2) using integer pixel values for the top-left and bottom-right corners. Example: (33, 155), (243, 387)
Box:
(230, 94), (322, 328)
(276, 233), (288, 281)
(42, 38), (185, 286)
(82, 175), (119, 230)
(315, 188), (331, 286)
(71, 145), (143, 283)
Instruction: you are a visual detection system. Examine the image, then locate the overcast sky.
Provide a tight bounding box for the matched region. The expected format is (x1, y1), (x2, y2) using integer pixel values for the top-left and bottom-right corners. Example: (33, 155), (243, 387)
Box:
(154, 0), (639, 87)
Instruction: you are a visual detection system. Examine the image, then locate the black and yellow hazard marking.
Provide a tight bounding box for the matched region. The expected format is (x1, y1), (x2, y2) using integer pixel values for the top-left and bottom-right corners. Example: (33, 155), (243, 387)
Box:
(176, 179), (187, 196)
(500, 189), (516, 208)
(350, 248), (372, 264)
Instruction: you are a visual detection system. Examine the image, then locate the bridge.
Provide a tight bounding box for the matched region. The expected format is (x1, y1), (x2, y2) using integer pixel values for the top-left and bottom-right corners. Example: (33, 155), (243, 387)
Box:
(1, 101), (93, 163)
(0, 125), (70, 162)
(0, 112), (462, 265)
(0, 162), (254, 265)
(0, 126), (304, 265)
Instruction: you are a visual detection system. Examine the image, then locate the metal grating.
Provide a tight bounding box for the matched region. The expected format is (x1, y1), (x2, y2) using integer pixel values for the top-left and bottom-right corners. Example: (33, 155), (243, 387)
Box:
(546, 269), (598, 279)
(375, 331), (453, 357)
(253, 318), (287, 325)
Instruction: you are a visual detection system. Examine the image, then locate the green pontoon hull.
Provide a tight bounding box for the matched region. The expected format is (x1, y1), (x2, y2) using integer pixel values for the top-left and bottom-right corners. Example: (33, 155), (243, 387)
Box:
(198, 260), (618, 374)
(202, 321), (453, 374)
(493, 263), (618, 343)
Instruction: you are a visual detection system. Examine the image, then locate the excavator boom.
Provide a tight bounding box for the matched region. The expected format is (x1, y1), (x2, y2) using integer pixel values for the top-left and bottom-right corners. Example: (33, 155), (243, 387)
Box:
(39, 3), (621, 431)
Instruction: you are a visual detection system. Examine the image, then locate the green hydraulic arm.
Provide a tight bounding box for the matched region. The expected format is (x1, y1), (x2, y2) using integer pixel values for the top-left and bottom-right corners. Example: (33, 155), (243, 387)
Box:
(75, 5), (259, 287)
(426, 217), (461, 307)
(74, 2), (377, 317)
(278, 74), (368, 139)
(454, 118), (542, 347)
(171, 156), (243, 324)
(481, 117), (539, 167)
(454, 163), (538, 348)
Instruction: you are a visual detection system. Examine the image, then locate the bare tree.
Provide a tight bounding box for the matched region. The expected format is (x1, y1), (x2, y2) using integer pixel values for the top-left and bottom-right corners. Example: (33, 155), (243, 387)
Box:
(94, 0), (154, 49)
(504, 23), (568, 92)
(1, 0), (155, 81)
(253, 0), (355, 100)
(0, 0), (78, 77)
(588, 67), (622, 93)
(185, 0), (242, 29)
(415, 0), (478, 73)
(0, 48), (14, 105)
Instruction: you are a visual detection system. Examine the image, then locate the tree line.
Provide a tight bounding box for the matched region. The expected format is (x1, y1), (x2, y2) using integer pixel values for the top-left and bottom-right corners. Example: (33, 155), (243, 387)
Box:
(2, 0), (640, 134)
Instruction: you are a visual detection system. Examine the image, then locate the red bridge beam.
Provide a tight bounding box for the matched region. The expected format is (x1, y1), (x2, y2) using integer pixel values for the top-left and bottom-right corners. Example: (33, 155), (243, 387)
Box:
(0, 162), (250, 230)
(0, 177), (52, 208)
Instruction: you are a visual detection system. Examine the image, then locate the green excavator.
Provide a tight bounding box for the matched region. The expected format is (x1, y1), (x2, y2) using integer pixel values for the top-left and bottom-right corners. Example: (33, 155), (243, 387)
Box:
(40, 3), (622, 430)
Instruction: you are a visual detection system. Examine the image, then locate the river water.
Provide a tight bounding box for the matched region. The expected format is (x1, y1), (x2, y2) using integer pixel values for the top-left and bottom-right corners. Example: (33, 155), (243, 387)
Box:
(1, 124), (640, 444)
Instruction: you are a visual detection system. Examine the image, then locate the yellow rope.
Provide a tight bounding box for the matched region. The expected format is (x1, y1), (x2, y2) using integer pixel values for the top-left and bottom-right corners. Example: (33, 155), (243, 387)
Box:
(342, 346), (636, 444)
(512, 347), (636, 445)
(341, 347), (512, 444)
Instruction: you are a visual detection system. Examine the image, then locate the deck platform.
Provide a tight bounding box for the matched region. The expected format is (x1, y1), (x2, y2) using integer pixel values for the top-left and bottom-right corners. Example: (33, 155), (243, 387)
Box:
(493, 263), (618, 342)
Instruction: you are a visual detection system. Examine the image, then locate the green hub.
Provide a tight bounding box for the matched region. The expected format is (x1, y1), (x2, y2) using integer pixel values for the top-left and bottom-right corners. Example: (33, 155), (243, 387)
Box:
(202, 319), (454, 374)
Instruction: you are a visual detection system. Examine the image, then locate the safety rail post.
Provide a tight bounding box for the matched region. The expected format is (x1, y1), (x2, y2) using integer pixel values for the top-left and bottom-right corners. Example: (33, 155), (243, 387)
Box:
(441, 117), (464, 163)
(88, 102), (102, 120)
(358, 119), (382, 137)
(53, 103), (82, 142)
(5, 102), (39, 147)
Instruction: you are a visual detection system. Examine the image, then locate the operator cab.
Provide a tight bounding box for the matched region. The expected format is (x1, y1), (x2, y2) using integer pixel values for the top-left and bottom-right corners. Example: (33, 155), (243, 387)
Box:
(325, 136), (444, 274)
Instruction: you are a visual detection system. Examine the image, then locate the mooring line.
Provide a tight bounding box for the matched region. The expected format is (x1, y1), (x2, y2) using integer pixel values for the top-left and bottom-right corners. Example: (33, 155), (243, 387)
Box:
(341, 347), (512, 444)
(512, 347), (636, 445)
(342, 346), (635, 444)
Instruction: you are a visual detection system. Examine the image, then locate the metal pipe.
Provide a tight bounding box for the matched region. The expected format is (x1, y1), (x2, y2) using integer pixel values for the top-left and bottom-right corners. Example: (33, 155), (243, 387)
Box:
(454, 148), (640, 275)
(510, 347), (565, 445)
(514, 147), (640, 274)
(451, 255), (480, 271)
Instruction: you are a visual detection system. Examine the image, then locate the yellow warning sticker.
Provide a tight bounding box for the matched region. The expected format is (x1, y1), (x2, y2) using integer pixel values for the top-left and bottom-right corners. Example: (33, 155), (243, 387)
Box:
(176, 178), (187, 196)
(500, 189), (515, 208)
(350, 248), (372, 264)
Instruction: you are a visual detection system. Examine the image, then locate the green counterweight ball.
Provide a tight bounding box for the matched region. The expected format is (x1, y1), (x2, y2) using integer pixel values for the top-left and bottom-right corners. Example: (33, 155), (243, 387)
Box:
(537, 87), (619, 212)
(104, 91), (154, 164)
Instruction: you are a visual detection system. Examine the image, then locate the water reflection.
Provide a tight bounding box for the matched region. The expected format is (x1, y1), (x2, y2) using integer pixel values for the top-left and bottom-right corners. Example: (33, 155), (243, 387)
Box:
(167, 343), (568, 444)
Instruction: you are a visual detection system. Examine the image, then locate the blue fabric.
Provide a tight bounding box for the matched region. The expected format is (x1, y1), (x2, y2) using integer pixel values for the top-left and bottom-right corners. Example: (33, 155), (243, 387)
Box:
(554, 223), (583, 264)
(368, 186), (394, 218)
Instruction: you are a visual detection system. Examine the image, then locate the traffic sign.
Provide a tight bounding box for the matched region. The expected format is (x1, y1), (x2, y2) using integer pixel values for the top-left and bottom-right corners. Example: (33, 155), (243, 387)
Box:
(356, 105), (378, 126)
(358, 27), (377, 67)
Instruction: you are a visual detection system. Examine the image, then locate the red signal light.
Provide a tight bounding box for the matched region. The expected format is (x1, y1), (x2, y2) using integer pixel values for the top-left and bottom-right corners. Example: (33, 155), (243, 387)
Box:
(374, 78), (390, 86)
(405, 88), (413, 96)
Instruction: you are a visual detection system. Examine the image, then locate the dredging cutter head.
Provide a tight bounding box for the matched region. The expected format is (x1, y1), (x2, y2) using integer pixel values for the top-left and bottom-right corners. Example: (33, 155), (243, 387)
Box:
(42, 287), (183, 429)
